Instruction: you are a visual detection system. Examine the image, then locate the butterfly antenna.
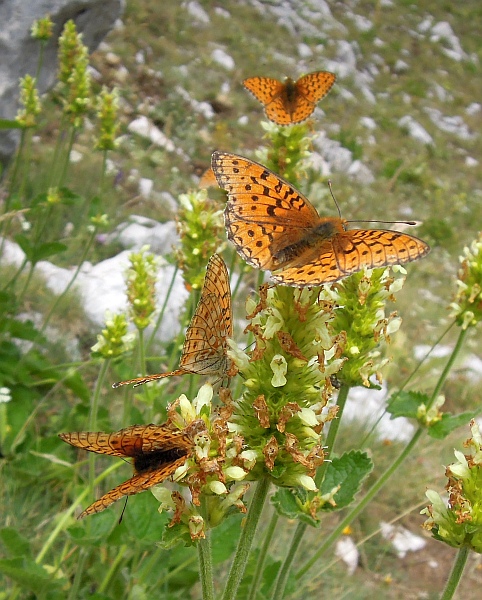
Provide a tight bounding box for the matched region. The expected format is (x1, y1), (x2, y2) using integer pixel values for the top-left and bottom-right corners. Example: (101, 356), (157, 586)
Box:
(327, 180), (342, 219)
(346, 219), (420, 226)
(119, 497), (129, 524)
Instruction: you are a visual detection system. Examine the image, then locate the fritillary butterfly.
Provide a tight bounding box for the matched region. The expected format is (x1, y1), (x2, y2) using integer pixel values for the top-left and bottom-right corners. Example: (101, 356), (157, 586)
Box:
(211, 152), (430, 287)
(59, 420), (207, 518)
(243, 71), (336, 125)
(113, 254), (232, 387)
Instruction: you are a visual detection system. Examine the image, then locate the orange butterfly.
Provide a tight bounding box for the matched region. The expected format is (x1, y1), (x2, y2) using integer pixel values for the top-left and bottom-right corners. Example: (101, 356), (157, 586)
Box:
(59, 420), (207, 518)
(243, 71), (336, 125)
(211, 152), (430, 287)
(113, 254), (232, 388)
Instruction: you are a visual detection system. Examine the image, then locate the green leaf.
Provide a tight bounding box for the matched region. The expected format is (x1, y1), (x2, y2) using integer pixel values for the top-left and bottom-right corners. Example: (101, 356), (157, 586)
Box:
(68, 511), (117, 545)
(321, 451), (373, 511)
(14, 233), (34, 261)
(123, 492), (169, 543)
(159, 521), (194, 549)
(0, 557), (64, 594)
(428, 412), (476, 439)
(270, 488), (319, 526)
(386, 391), (430, 419)
(0, 118), (23, 129)
(32, 241), (68, 262)
(0, 527), (31, 558)
(7, 317), (46, 344)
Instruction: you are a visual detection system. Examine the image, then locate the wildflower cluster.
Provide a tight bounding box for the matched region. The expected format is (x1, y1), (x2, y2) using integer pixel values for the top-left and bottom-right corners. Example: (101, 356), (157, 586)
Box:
(422, 420), (482, 552)
(227, 285), (342, 491)
(175, 189), (225, 291)
(256, 121), (312, 186)
(330, 267), (404, 387)
(153, 384), (252, 541)
(91, 312), (134, 359)
(57, 20), (92, 127)
(95, 87), (119, 152)
(126, 246), (159, 331)
(15, 75), (41, 129)
(30, 15), (53, 41)
(449, 232), (482, 329)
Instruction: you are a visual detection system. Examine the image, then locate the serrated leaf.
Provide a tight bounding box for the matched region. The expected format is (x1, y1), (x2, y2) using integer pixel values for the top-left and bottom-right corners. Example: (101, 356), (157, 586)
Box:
(428, 412), (476, 439)
(321, 451), (373, 511)
(159, 521), (193, 549)
(270, 488), (319, 526)
(386, 391), (430, 419)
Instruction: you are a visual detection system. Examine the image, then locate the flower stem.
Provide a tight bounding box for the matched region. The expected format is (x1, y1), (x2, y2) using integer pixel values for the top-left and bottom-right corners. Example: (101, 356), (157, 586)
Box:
(247, 512), (279, 600)
(222, 476), (271, 600)
(198, 531), (214, 600)
(273, 383), (351, 598)
(270, 521), (304, 600)
(88, 359), (110, 501)
(427, 326), (469, 408)
(296, 323), (471, 580)
(296, 427), (424, 579)
(440, 545), (470, 600)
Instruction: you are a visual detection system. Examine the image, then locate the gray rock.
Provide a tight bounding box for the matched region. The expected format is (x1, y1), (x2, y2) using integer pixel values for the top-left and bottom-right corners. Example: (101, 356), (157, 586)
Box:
(398, 115), (434, 145)
(104, 216), (179, 254)
(424, 107), (474, 140)
(0, 0), (124, 168)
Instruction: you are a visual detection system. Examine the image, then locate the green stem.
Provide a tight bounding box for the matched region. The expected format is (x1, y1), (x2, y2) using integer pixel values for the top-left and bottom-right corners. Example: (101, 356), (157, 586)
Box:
(295, 427), (424, 579)
(222, 476), (271, 600)
(427, 326), (468, 408)
(198, 498), (214, 600)
(315, 382), (350, 487)
(16, 263), (35, 306)
(39, 227), (97, 338)
(58, 126), (77, 187)
(273, 384), (351, 598)
(147, 265), (178, 352)
(5, 128), (27, 199)
(296, 323), (470, 580)
(440, 545), (470, 600)
(247, 513), (279, 600)
(98, 545), (128, 594)
(35, 461), (122, 564)
(68, 548), (88, 600)
(270, 522), (304, 600)
(88, 359), (111, 501)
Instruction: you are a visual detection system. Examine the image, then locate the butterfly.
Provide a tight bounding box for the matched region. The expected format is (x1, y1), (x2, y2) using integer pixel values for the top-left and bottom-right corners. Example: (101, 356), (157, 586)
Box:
(243, 71), (336, 125)
(211, 152), (430, 287)
(113, 254), (232, 388)
(59, 419), (207, 518)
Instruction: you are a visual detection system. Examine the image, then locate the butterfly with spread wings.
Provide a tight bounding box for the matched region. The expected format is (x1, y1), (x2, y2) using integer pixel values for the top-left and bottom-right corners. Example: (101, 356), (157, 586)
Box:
(243, 71), (336, 125)
(211, 152), (430, 287)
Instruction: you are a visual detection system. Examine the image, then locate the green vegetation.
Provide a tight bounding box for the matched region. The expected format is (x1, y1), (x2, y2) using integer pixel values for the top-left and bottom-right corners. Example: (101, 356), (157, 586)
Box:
(1, 2), (481, 599)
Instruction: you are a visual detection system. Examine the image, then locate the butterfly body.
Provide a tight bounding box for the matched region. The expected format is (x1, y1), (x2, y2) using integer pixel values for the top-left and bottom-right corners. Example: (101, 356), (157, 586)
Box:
(212, 152), (430, 287)
(243, 71), (336, 125)
(59, 420), (206, 518)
